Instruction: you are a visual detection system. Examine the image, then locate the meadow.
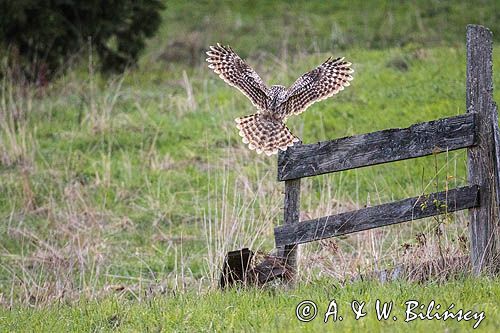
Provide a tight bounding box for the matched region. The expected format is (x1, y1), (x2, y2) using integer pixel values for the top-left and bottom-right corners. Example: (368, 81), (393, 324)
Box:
(1, 1), (500, 331)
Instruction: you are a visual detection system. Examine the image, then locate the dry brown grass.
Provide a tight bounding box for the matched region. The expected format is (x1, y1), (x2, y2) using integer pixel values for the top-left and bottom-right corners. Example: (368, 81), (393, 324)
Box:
(0, 69), (37, 170)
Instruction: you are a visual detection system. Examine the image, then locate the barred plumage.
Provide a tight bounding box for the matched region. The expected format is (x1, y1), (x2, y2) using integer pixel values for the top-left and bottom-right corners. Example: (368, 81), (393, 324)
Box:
(206, 43), (354, 155)
(235, 114), (299, 155)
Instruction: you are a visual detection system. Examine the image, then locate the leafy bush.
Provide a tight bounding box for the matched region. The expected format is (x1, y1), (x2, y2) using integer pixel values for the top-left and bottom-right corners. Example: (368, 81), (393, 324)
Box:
(0, 0), (165, 82)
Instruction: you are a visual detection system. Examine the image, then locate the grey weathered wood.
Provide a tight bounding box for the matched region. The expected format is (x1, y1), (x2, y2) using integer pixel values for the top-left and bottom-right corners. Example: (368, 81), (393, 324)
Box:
(275, 186), (479, 247)
(280, 178), (301, 278)
(491, 102), (500, 212)
(278, 113), (476, 181)
(466, 24), (499, 275)
(219, 248), (253, 289)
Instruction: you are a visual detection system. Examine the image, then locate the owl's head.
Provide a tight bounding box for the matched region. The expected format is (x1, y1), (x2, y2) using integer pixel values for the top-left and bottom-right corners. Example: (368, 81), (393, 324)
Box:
(269, 85), (286, 95)
(269, 85), (287, 108)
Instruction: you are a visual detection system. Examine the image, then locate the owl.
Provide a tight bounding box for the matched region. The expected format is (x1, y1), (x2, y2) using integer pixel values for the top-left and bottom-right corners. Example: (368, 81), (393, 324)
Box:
(206, 44), (354, 155)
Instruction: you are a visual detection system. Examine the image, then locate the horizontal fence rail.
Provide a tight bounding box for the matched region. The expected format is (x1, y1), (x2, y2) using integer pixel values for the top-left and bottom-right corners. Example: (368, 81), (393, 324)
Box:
(278, 113), (476, 181)
(274, 185), (480, 247)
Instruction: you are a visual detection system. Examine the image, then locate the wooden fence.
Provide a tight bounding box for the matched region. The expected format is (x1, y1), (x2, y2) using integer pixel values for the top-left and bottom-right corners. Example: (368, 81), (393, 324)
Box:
(274, 24), (500, 278)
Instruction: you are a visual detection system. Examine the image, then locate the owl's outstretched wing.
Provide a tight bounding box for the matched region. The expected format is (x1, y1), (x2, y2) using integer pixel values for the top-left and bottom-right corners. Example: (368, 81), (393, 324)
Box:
(277, 57), (353, 119)
(206, 44), (269, 111)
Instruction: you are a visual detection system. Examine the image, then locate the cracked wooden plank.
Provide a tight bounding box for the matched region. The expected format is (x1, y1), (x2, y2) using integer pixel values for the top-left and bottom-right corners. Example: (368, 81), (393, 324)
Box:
(278, 113), (476, 181)
(274, 186), (479, 247)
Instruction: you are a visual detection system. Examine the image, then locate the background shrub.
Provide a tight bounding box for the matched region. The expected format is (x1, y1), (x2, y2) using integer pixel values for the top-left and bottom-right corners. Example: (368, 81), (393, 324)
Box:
(0, 0), (165, 82)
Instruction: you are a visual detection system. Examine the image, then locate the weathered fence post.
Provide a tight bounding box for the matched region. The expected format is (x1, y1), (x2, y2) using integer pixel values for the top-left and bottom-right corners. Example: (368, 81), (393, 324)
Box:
(466, 24), (500, 274)
(282, 177), (300, 280)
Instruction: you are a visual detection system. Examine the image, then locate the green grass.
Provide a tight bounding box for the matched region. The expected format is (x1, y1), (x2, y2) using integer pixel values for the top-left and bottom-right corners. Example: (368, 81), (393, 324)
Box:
(1, 1), (500, 331)
(154, 0), (500, 61)
(1, 277), (500, 332)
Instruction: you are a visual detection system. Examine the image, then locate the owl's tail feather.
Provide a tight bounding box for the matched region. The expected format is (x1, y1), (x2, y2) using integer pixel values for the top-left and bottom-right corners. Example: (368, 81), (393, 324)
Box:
(235, 114), (300, 155)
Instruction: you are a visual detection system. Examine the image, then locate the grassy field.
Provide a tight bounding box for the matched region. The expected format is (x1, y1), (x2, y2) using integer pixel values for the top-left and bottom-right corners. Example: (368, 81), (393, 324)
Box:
(1, 277), (500, 331)
(1, 1), (500, 331)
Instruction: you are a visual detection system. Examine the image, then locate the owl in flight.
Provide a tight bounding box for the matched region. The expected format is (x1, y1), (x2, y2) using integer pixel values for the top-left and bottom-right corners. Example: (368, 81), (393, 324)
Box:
(206, 44), (354, 155)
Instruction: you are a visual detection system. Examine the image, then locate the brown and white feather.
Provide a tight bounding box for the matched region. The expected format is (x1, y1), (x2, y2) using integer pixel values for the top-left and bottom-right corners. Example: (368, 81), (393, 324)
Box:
(277, 57), (354, 119)
(235, 114), (299, 155)
(206, 44), (353, 155)
(206, 43), (269, 111)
